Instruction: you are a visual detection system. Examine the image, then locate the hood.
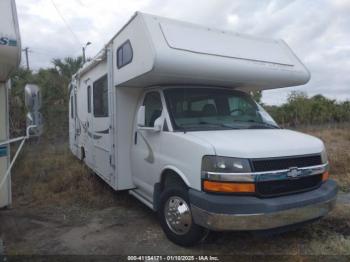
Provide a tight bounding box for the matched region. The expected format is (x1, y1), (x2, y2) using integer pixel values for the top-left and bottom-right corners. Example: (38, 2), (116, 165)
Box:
(188, 129), (324, 159)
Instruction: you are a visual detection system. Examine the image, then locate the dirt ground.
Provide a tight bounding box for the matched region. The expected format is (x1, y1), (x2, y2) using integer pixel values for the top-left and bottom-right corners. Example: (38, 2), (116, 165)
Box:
(0, 192), (350, 256)
(1, 126), (350, 257)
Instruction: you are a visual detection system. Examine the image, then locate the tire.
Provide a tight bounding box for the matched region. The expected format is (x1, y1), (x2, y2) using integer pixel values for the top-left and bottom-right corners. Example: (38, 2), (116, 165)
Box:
(158, 186), (209, 247)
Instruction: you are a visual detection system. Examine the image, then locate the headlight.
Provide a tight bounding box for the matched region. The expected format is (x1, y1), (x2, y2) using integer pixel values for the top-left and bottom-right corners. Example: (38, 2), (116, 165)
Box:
(321, 148), (328, 164)
(201, 156), (251, 173)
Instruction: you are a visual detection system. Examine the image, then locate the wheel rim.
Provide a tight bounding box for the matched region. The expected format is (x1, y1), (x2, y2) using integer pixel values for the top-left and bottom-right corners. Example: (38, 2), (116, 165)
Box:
(164, 196), (192, 235)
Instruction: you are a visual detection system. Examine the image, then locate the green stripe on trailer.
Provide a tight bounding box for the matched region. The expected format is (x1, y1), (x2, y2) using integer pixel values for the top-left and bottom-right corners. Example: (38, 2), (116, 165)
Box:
(0, 146), (7, 157)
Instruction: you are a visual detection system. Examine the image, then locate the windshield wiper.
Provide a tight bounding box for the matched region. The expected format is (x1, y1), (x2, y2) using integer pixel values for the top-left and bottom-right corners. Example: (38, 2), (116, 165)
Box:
(199, 121), (240, 129)
(179, 122), (240, 130)
(179, 126), (187, 133)
(246, 120), (279, 129)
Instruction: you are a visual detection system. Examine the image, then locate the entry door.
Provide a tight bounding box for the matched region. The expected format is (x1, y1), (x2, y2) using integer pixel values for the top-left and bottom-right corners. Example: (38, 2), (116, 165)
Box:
(69, 94), (75, 150)
(85, 84), (95, 167)
(91, 75), (112, 181)
(131, 91), (163, 200)
(68, 88), (78, 155)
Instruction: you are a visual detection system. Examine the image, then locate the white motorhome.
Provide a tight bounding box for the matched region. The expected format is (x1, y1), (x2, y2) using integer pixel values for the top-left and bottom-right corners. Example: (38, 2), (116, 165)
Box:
(0, 0), (21, 208)
(69, 12), (337, 246)
(0, 0), (41, 210)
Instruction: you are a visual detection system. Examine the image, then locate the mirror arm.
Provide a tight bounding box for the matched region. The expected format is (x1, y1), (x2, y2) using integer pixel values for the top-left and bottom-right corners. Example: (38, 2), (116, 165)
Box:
(137, 126), (161, 132)
(137, 126), (155, 131)
(26, 125), (37, 137)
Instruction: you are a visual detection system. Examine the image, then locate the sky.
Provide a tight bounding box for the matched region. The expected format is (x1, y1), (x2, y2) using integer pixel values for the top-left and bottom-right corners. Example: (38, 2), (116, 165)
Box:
(16, 0), (350, 105)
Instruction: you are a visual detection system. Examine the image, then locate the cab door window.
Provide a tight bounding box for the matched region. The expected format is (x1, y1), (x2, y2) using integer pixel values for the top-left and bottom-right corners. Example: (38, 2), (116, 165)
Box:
(143, 92), (162, 127)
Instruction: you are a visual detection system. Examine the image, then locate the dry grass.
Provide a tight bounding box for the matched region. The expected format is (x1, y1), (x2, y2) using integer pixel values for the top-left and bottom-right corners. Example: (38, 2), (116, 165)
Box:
(299, 125), (350, 191)
(11, 140), (131, 209)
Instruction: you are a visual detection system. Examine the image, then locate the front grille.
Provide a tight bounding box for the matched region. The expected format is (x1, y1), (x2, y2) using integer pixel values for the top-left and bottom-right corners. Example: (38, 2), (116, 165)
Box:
(252, 155), (322, 172)
(256, 174), (323, 197)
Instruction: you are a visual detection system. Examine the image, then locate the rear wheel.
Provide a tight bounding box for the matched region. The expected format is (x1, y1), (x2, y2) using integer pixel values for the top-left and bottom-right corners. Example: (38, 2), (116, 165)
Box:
(158, 186), (209, 246)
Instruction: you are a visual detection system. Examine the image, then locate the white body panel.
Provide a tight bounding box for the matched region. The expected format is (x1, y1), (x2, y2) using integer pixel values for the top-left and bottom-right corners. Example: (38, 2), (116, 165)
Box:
(188, 129), (324, 159)
(0, 0), (21, 82)
(70, 56), (143, 190)
(109, 12), (309, 91)
(0, 0), (20, 208)
(69, 60), (115, 185)
(0, 83), (11, 208)
(114, 87), (143, 189)
(69, 12), (321, 210)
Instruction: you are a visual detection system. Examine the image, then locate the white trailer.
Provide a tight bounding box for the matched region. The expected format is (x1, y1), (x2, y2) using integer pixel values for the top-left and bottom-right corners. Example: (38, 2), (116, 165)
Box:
(0, 0), (21, 208)
(69, 12), (336, 246)
(0, 0), (40, 209)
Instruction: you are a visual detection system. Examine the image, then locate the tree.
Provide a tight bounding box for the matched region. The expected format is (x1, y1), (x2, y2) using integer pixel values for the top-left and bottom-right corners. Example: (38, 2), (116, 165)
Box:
(266, 91), (350, 127)
(9, 56), (83, 140)
(250, 90), (262, 103)
(52, 56), (83, 80)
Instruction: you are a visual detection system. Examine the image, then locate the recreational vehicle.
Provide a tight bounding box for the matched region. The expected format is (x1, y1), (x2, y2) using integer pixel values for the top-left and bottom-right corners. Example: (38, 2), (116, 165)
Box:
(69, 12), (337, 246)
(0, 0), (21, 208)
(0, 0), (41, 209)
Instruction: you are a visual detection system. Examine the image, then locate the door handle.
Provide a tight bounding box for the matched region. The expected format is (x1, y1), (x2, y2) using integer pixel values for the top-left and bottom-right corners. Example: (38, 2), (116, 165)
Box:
(134, 132), (138, 145)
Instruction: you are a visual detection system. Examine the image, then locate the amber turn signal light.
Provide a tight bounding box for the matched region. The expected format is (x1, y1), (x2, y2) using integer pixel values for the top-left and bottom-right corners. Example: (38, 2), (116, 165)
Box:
(322, 171), (329, 181)
(203, 180), (255, 193)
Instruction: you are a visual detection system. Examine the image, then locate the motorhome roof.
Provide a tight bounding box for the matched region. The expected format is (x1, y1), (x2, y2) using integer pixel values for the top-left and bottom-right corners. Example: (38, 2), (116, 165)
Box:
(73, 12), (310, 91)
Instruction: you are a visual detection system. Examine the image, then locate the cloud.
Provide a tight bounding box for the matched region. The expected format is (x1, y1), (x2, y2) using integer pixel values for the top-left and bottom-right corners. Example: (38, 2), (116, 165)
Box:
(15, 0), (350, 104)
(227, 14), (239, 27)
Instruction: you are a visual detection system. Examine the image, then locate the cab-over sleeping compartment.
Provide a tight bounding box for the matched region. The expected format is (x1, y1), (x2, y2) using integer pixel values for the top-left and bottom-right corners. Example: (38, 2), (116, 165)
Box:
(112, 12), (310, 91)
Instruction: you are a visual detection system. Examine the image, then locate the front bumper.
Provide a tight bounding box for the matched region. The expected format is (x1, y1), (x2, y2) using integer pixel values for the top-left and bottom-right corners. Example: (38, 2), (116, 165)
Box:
(190, 180), (337, 231)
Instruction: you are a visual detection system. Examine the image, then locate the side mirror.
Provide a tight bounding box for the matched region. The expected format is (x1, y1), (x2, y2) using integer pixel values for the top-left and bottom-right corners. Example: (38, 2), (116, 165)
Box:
(137, 106), (145, 127)
(136, 106), (162, 132)
(25, 84), (41, 111)
(24, 84), (43, 137)
(153, 117), (162, 132)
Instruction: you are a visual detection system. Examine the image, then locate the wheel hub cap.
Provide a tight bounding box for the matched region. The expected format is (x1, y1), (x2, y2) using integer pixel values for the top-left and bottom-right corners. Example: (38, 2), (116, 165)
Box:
(164, 196), (192, 235)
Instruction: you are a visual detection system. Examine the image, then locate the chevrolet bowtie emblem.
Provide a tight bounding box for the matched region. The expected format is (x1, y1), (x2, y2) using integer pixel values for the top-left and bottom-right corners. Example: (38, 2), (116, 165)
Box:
(286, 167), (302, 179)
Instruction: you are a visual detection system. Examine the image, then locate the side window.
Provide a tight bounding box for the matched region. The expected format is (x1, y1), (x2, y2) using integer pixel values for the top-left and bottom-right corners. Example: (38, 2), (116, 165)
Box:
(74, 94), (77, 118)
(70, 96), (74, 119)
(117, 40), (133, 69)
(87, 85), (91, 113)
(143, 92), (162, 127)
(93, 75), (108, 117)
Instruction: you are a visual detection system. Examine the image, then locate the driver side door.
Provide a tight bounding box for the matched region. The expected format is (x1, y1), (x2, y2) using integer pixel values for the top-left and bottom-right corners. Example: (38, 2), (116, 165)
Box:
(131, 91), (163, 201)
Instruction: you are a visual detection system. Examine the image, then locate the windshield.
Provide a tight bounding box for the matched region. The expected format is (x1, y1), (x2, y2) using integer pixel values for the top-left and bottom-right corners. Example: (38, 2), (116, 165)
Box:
(164, 88), (279, 131)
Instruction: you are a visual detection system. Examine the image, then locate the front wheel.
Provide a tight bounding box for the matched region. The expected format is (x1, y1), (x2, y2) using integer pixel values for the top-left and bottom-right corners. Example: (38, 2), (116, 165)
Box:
(158, 186), (209, 246)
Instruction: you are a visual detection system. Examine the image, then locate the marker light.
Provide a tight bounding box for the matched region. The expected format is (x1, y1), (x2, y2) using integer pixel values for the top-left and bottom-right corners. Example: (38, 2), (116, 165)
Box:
(322, 171), (329, 181)
(203, 180), (255, 193)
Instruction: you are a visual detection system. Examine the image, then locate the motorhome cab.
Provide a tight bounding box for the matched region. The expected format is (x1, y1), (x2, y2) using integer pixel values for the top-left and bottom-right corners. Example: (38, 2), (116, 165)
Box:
(69, 12), (337, 246)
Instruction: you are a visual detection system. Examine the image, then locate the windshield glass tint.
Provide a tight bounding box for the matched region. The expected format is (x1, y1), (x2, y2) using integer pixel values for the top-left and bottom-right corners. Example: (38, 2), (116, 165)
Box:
(164, 88), (278, 131)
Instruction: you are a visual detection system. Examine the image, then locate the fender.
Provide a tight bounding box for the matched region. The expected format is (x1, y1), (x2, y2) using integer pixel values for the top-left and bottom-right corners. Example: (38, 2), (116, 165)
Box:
(153, 165), (191, 211)
(159, 165), (191, 187)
